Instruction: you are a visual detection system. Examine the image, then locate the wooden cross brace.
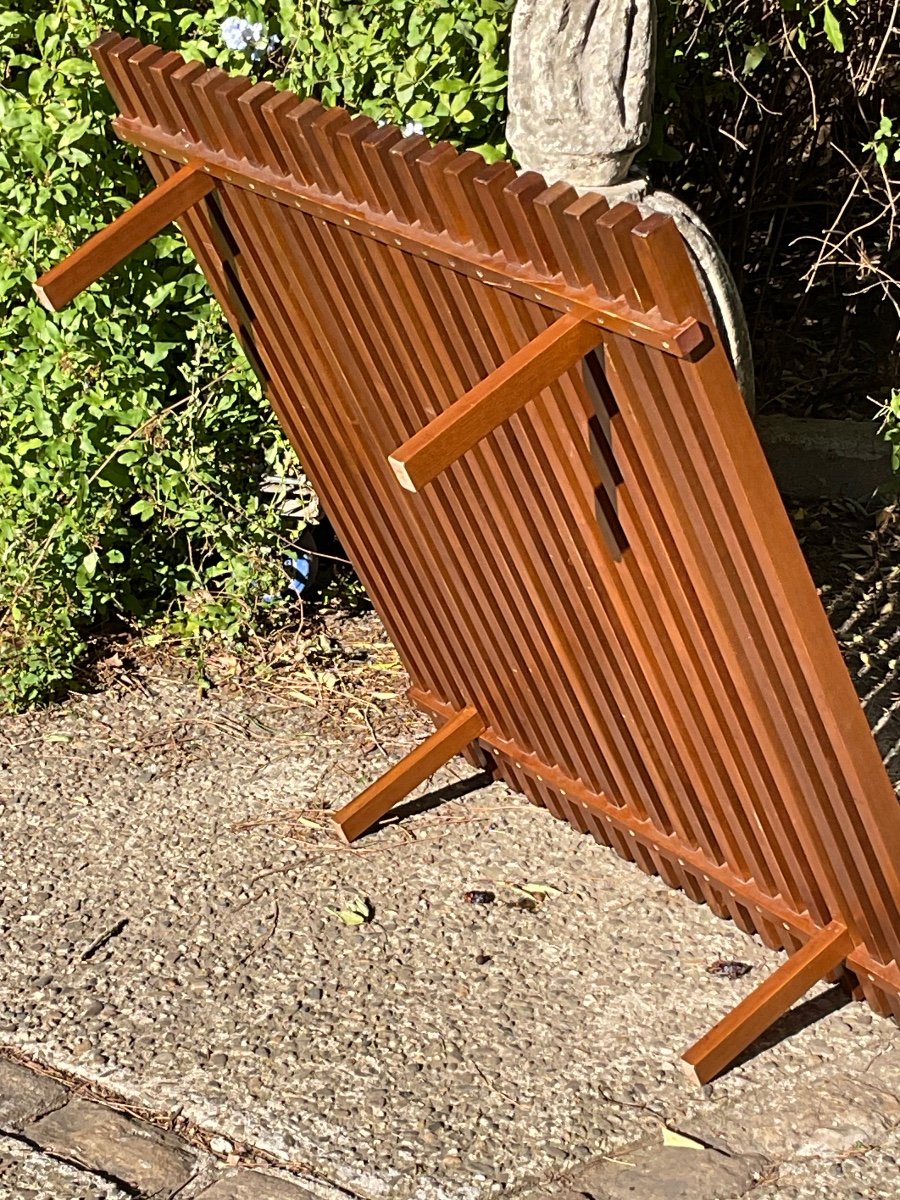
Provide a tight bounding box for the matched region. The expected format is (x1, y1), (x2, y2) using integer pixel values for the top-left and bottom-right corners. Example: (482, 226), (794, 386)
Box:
(33, 162), (215, 311)
(388, 314), (604, 491)
(332, 706), (486, 842)
(682, 920), (853, 1084)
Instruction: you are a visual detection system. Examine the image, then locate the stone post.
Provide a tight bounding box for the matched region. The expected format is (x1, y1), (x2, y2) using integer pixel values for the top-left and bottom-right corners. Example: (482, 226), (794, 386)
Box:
(506, 0), (755, 407)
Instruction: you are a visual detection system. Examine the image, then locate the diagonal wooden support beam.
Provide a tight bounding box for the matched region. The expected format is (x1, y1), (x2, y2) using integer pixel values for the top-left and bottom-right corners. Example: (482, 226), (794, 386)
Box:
(388, 314), (603, 492)
(682, 920), (854, 1085)
(333, 706), (486, 843)
(33, 161), (216, 312)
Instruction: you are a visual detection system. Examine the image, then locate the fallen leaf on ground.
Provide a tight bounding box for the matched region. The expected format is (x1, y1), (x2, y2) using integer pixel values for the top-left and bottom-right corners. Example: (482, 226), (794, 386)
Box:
(662, 1127), (706, 1150)
(325, 896), (372, 926)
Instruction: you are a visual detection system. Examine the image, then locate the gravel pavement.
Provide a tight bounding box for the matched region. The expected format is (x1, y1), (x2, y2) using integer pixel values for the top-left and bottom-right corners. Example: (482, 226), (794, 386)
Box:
(1, 506), (899, 1200)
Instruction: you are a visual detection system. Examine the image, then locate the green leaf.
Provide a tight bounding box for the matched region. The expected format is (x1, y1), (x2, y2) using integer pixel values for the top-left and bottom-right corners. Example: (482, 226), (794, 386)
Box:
(432, 13), (454, 46)
(743, 41), (768, 74)
(130, 499), (155, 521)
(823, 5), (845, 52)
(58, 117), (91, 148)
(31, 400), (53, 436)
(325, 896), (372, 926)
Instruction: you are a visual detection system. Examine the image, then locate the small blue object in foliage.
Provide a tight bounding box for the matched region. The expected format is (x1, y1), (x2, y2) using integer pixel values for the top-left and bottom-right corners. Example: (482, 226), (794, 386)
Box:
(261, 544), (317, 604)
(220, 16), (279, 60)
(285, 552), (313, 598)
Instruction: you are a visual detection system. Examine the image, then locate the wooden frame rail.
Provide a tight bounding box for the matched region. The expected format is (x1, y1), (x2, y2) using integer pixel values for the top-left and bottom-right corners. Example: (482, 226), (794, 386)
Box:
(106, 117), (705, 359)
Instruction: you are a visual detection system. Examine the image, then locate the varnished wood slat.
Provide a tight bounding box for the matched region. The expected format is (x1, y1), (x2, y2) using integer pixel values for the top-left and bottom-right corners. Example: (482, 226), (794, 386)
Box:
(333, 706), (485, 842)
(366, 281), (596, 773)
(627, 214), (900, 964)
(682, 922), (854, 1084)
(308, 150), (562, 757)
(33, 161), (214, 310)
(388, 314), (603, 492)
(418, 161), (654, 796)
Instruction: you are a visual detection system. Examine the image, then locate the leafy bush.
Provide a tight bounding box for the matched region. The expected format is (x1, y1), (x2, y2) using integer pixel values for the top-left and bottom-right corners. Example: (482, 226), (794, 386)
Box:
(0, 1), (512, 709)
(649, 1), (899, 421)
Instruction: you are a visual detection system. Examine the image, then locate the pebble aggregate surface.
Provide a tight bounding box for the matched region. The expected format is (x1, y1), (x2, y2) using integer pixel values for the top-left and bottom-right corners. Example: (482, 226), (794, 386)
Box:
(1, 509), (899, 1199)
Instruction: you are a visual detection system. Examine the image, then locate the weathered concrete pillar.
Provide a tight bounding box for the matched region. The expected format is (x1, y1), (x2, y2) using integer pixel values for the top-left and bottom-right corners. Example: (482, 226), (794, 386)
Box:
(506, 0), (755, 408)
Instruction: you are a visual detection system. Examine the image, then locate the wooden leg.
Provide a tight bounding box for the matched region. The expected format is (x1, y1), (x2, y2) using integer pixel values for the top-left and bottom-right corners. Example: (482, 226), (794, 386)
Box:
(33, 161), (216, 311)
(388, 314), (602, 492)
(332, 706), (485, 843)
(682, 921), (853, 1085)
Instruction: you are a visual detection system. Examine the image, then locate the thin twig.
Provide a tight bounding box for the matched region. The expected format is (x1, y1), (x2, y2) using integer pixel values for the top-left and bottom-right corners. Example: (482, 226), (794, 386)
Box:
(861, 0), (900, 94)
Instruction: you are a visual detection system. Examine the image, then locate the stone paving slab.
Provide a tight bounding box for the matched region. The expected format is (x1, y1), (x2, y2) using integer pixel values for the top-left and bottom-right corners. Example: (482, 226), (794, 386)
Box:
(684, 1067), (900, 1159)
(24, 1097), (196, 1198)
(3, 663), (898, 1199)
(0, 1133), (130, 1199)
(864, 1045), (900, 1092)
(0, 1058), (67, 1131)
(571, 1144), (767, 1199)
(0, 1059), (324, 1199)
(197, 1169), (318, 1198)
(744, 1125), (900, 1200)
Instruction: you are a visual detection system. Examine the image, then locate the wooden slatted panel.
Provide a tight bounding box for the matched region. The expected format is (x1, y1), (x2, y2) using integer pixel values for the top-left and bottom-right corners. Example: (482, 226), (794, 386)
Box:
(90, 34), (900, 1022)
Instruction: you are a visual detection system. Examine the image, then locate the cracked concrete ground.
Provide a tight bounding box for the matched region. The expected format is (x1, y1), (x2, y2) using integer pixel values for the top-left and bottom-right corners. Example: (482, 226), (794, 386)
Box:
(0, 505), (899, 1199)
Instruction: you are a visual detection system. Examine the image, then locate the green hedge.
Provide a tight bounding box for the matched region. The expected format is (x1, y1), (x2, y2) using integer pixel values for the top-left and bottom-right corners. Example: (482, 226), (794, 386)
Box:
(0, 1), (512, 709)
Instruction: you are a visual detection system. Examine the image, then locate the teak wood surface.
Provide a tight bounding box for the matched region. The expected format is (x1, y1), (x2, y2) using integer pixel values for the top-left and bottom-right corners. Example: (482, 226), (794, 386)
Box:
(333, 706), (485, 843)
(389, 313), (604, 491)
(40, 33), (900, 1076)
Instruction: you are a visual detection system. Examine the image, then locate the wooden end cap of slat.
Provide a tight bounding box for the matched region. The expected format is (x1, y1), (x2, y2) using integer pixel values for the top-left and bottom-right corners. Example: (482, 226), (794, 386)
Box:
(32, 283), (58, 313)
(388, 455), (418, 493)
(332, 817), (352, 844)
(679, 1057), (706, 1086)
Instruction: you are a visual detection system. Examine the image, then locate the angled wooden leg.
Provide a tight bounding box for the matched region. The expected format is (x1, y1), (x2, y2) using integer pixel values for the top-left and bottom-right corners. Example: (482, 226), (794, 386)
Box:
(682, 921), (853, 1085)
(388, 314), (603, 492)
(333, 706), (486, 843)
(33, 161), (216, 311)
